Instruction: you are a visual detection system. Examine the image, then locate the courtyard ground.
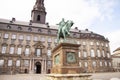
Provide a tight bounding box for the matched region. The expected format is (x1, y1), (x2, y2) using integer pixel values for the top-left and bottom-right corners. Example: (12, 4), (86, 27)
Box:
(0, 72), (119, 80)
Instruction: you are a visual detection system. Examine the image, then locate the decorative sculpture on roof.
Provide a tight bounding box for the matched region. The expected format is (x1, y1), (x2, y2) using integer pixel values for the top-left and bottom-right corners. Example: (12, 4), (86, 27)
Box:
(57, 18), (74, 43)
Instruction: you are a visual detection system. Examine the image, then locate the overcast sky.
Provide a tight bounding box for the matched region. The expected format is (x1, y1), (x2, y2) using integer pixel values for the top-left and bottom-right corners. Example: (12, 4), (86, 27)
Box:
(0, 0), (120, 54)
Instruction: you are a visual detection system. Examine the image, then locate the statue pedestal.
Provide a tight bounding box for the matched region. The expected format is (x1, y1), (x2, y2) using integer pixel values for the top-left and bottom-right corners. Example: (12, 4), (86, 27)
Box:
(51, 43), (81, 74)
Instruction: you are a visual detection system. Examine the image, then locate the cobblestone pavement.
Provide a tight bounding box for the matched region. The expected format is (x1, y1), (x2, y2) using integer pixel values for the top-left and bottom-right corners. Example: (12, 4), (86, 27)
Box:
(0, 72), (120, 80)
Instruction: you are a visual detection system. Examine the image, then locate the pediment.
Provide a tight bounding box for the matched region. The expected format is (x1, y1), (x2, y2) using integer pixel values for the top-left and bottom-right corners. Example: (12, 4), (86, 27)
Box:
(33, 41), (45, 48)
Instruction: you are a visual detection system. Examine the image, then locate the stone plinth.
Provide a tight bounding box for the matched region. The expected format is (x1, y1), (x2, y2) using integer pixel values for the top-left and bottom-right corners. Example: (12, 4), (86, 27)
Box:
(47, 74), (92, 80)
(51, 43), (81, 74)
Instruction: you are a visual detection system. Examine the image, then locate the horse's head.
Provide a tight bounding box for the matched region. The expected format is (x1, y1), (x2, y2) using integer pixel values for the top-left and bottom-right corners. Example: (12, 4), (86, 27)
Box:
(66, 20), (74, 29)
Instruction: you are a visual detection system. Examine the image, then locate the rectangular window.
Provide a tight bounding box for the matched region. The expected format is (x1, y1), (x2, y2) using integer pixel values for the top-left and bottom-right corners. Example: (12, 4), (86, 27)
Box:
(83, 51), (87, 58)
(102, 50), (105, 57)
(48, 38), (52, 43)
(0, 60), (4, 66)
(24, 60), (29, 66)
(90, 42), (94, 45)
(17, 48), (22, 55)
(25, 48), (30, 56)
(2, 46), (7, 54)
(4, 33), (9, 38)
(78, 52), (81, 57)
(34, 36), (38, 41)
(96, 42), (99, 45)
(36, 49), (41, 57)
(47, 50), (51, 56)
(12, 34), (16, 39)
(41, 37), (45, 42)
(109, 62), (111, 66)
(92, 61), (96, 67)
(83, 42), (86, 45)
(105, 61), (107, 66)
(16, 60), (20, 67)
(97, 49), (101, 57)
(47, 61), (51, 67)
(84, 62), (88, 67)
(100, 61), (102, 66)
(10, 47), (14, 54)
(19, 35), (23, 40)
(26, 36), (30, 41)
(79, 62), (82, 67)
(8, 60), (12, 66)
(91, 49), (95, 57)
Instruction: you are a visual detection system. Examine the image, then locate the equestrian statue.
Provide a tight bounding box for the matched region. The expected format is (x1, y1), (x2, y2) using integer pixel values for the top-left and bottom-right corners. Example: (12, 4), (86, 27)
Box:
(57, 18), (74, 43)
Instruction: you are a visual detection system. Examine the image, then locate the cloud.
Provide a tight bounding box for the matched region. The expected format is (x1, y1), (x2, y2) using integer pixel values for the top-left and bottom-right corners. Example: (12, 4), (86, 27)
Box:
(105, 30), (120, 54)
(46, 0), (117, 29)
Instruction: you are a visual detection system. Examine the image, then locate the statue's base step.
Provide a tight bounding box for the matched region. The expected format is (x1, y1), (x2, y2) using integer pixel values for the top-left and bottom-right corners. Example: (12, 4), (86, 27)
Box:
(46, 74), (92, 80)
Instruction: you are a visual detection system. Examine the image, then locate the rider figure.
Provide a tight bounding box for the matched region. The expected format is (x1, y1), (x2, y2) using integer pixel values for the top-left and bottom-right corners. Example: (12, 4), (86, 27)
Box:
(57, 18), (66, 31)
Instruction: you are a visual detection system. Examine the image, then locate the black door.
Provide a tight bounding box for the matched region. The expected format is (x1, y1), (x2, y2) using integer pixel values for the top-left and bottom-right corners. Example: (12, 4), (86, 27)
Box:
(36, 62), (41, 74)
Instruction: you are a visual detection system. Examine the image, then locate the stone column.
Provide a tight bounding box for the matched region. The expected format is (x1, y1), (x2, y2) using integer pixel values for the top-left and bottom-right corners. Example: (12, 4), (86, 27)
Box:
(42, 59), (44, 74)
(45, 59), (47, 74)
(29, 59), (32, 73)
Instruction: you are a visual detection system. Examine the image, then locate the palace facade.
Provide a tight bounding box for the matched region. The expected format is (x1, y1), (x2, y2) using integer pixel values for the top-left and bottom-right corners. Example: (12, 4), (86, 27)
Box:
(0, 0), (112, 74)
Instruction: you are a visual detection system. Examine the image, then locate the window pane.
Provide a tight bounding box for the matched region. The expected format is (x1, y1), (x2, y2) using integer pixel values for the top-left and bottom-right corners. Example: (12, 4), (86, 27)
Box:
(41, 37), (45, 42)
(0, 60), (4, 66)
(25, 48), (30, 56)
(24, 60), (29, 66)
(78, 52), (81, 57)
(19, 35), (23, 40)
(100, 61), (102, 66)
(83, 42), (86, 45)
(83, 51), (87, 57)
(10, 47), (14, 54)
(97, 49), (101, 57)
(91, 49), (95, 57)
(93, 61), (96, 67)
(2, 46), (6, 54)
(4, 33), (9, 38)
(84, 62), (88, 67)
(36, 49), (41, 56)
(12, 34), (16, 39)
(79, 62), (82, 67)
(48, 38), (51, 42)
(17, 48), (22, 55)
(34, 36), (38, 41)
(102, 50), (105, 57)
(16, 60), (20, 66)
(90, 42), (93, 45)
(8, 60), (12, 66)
(26, 36), (30, 40)
(47, 50), (51, 56)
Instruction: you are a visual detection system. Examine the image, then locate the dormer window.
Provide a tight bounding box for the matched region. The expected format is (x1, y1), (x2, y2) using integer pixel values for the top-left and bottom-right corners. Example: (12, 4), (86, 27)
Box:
(38, 28), (42, 32)
(7, 25), (11, 29)
(28, 27), (32, 32)
(18, 26), (22, 30)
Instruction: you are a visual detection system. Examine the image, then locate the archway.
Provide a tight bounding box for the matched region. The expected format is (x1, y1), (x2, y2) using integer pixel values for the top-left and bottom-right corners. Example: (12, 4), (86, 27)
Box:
(35, 62), (41, 74)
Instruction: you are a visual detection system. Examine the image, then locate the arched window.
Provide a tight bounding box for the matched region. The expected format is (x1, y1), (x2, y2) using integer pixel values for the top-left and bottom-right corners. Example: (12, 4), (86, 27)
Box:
(90, 49), (95, 57)
(37, 15), (40, 21)
(97, 49), (101, 57)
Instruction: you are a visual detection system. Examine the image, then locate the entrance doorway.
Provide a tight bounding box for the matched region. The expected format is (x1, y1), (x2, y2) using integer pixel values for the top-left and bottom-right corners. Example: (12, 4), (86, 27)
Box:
(35, 62), (41, 74)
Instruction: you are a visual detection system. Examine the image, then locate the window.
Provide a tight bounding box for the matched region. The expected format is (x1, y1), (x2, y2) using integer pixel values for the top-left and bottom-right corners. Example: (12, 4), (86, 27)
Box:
(107, 53), (110, 58)
(79, 62), (82, 67)
(16, 60), (20, 67)
(84, 62), (88, 67)
(12, 34), (16, 39)
(96, 42), (99, 45)
(54, 38), (57, 43)
(92, 61), (96, 67)
(34, 36), (38, 41)
(100, 61), (102, 66)
(36, 49), (41, 57)
(19, 35), (23, 40)
(90, 42), (93, 45)
(26, 35), (30, 41)
(102, 50), (105, 57)
(25, 48), (30, 56)
(101, 43), (104, 46)
(90, 49), (95, 57)
(17, 48), (22, 55)
(37, 15), (40, 21)
(10, 47), (14, 54)
(48, 38), (52, 43)
(83, 42), (86, 45)
(106, 43), (108, 47)
(83, 51), (87, 58)
(47, 61), (51, 67)
(8, 60), (12, 66)
(24, 60), (29, 66)
(97, 49), (101, 57)
(41, 37), (45, 42)
(109, 62), (111, 66)
(105, 61), (107, 66)
(47, 50), (51, 56)
(2, 46), (7, 54)
(78, 52), (81, 57)
(77, 41), (80, 44)
(4, 33), (9, 38)
(0, 60), (4, 66)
